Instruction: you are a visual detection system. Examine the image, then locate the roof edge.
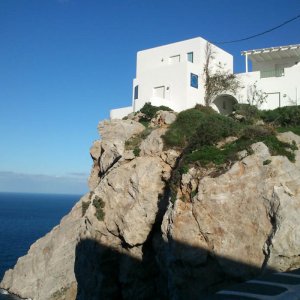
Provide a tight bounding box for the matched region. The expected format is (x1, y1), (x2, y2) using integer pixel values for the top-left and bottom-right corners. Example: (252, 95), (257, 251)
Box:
(241, 44), (300, 56)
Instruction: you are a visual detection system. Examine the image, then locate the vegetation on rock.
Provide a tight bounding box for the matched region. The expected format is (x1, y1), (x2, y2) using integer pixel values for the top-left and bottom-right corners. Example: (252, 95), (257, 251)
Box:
(260, 106), (300, 127)
(140, 102), (172, 120)
(81, 200), (91, 217)
(93, 195), (105, 221)
(125, 127), (153, 156)
(163, 104), (299, 204)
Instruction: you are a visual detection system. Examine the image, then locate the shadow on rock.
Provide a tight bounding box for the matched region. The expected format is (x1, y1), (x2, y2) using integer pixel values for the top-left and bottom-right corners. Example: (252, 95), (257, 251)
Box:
(74, 236), (277, 300)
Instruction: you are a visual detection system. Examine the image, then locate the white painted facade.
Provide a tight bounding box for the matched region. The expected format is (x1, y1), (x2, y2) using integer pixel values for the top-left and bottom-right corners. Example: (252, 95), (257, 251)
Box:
(237, 45), (300, 110)
(110, 38), (300, 119)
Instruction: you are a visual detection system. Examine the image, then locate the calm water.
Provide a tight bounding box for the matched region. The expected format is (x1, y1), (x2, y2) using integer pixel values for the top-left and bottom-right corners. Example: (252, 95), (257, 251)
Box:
(0, 192), (80, 299)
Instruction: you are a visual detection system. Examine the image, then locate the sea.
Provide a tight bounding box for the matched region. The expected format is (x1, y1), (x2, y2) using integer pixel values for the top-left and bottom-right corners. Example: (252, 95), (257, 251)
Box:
(0, 192), (80, 300)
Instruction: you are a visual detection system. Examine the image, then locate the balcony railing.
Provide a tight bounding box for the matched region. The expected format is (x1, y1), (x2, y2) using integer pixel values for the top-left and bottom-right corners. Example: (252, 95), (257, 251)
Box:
(260, 69), (285, 78)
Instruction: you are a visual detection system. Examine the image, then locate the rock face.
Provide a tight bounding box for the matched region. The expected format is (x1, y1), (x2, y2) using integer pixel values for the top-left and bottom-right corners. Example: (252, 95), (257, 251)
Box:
(2, 115), (300, 300)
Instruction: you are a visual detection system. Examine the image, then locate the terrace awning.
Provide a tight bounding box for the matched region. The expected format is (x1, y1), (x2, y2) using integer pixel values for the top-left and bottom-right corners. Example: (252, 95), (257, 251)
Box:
(241, 44), (300, 72)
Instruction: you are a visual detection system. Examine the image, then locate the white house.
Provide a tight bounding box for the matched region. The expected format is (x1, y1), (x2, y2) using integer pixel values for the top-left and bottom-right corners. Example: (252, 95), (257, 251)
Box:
(110, 37), (300, 119)
(237, 44), (300, 110)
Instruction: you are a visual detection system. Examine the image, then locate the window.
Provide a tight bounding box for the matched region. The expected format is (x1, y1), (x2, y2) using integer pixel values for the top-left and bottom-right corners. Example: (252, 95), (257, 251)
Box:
(169, 55), (180, 63)
(187, 52), (193, 63)
(190, 73), (198, 89)
(134, 85), (139, 100)
(153, 86), (165, 98)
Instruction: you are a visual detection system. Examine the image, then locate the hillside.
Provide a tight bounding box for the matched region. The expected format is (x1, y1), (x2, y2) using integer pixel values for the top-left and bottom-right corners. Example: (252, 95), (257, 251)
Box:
(2, 104), (300, 299)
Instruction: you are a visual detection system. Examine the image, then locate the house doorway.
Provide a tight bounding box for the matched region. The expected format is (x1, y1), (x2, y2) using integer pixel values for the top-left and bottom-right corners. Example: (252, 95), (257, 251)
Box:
(212, 94), (238, 115)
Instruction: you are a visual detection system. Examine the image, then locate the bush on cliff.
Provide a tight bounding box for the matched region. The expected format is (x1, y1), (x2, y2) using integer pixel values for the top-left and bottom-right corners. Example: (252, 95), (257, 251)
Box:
(163, 109), (239, 149)
(93, 196), (105, 221)
(125, 127), (153, 156)
(140, 102), (172, 120)
(260, 106), (300, 127)
(233, 103), (260, 124)
(162, 109), (206, 148)
(166, 107), (298, 203)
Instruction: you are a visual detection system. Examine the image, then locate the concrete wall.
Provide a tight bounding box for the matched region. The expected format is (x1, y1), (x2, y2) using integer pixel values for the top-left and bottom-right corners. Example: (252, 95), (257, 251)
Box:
(110, 106), (133, 119)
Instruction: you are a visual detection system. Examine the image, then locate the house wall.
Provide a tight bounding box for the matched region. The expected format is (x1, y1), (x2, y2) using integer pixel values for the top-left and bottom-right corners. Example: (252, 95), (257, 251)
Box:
(136, 37), (233, 77)
(237, 63), (300, 110)
(133, 37), (233, 113)
(110, 106), (133, 119)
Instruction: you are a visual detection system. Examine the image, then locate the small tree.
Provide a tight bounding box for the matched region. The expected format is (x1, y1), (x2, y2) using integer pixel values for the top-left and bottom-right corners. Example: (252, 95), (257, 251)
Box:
(247, 81), (267, 107)
(204, 42), (242, 106)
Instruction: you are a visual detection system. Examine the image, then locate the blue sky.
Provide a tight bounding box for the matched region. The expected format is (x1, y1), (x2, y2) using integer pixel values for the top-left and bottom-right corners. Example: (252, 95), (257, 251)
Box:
(0, 0), (299, 194)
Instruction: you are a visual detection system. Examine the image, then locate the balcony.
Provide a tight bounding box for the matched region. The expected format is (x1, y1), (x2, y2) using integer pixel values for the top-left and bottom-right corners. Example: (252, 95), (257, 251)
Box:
(260, 68), (285, 78)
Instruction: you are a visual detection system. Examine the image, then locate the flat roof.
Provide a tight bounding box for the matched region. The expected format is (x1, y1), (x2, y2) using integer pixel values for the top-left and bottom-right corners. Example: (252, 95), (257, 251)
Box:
(241, 44), (300, 62)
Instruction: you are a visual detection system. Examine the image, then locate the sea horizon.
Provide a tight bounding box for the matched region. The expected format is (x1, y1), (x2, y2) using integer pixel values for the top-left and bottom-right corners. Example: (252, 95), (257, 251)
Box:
(0, 192), (80, 299)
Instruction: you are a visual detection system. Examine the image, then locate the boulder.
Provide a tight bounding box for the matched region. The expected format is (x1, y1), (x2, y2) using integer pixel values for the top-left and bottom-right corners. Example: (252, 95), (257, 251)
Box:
(140, 128), (167, 156)
(150, 110), (177, 126)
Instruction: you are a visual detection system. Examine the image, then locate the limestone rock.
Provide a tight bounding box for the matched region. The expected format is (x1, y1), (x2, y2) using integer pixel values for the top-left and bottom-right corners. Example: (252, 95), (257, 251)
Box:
(97, 119), (144, 175)
(90, 140), (102, 161)
(140, 128), (166, 156)
(96, 157), (165, 246)
(88, 164), (100, 191)
(160, 149), (180, 167)
(3, 120), (300, 300)
(0, 194), (89, 300)
(98, 119), (144, 143)
(150, 110), (177, 126)
(161, 141), (300, 297)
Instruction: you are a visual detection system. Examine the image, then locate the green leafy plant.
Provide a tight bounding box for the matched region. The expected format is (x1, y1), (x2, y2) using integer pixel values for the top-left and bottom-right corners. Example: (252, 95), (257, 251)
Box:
(260, 106), (300, 127)
(125, 127), (153, 156)
(263, 159), (272, 165)
(133, 147), (141, 157)
(233, 103), (260, 123)
(140, 102), (172, 120)
(277, 127), (300, 136)
(93, 196), (105, 221)
(82, 200), (91, 217)
(204, 42), (242, 106)
(163, 109), (206, 148)
(194, 104), (216, 114)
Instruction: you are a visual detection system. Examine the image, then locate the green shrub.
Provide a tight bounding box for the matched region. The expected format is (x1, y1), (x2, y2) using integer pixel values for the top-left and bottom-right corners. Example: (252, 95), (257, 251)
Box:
(263, 159), (272, 165)
(125, 135), (141, 150)
(277, 126), (300, 136)
(191, 190), (197, 198)
(186, 146), (225, 166)
(233, 103), (260, 123)
(125, 127), (153, 156)
(260, 106), (300, 127)
(133, 147), (141, 157)
(82, 200), (91, 217)
(188, 114), (240, 151)
(194, 104), (216, 115)
(241, 125), (273, 140)
(163, 109), (206, 148)
(140, 102), (172, 120)
(179, 165), (189, 174)
(262, 135), (296, 162)
(93, 196), (105, 221)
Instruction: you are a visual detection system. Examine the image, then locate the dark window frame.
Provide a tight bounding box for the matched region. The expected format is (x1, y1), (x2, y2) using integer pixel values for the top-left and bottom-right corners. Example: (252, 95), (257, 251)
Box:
(190, 73), (198, 89)
(134, 85), (139, 100)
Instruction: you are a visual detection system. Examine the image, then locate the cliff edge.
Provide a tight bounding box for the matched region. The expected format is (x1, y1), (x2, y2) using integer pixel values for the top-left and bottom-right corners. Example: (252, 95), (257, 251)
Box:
(2, 107), (300, 299)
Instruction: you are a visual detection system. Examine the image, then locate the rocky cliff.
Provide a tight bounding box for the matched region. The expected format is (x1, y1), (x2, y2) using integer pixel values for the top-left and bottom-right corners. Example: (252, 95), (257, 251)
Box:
(2, 110), (300, 300)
